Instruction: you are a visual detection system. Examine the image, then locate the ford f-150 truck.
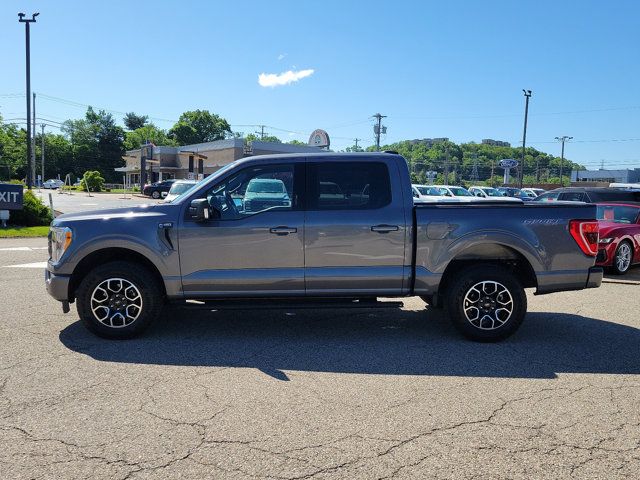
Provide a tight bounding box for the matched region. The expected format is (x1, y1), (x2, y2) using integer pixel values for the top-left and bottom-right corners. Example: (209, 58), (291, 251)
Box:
(45, 152), (602, 341)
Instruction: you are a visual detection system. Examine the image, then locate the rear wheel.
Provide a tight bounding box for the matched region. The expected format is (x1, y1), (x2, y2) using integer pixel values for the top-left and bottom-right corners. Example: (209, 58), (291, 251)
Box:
(76, 261), (163, 339)
(151, 190), (161, 199)
(612, 241), (633, 275)
(445, 265), (527, 342)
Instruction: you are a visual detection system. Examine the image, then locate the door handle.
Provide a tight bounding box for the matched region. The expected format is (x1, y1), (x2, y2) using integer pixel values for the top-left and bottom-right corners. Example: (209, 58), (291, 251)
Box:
(270, 226), (297, 235)
(371, 224), (399, 233)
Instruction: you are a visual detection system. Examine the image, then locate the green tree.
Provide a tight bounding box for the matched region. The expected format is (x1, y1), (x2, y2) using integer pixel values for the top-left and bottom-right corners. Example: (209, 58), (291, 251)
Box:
(62, 107), (125, 182)
(245, 133), (282, 143)
(169, 110), (231, 145)
(287, 139), (306, 146)
(124, 124), (177, 150)
(81, 170), (105, 192)
(123, 112), (149, 131)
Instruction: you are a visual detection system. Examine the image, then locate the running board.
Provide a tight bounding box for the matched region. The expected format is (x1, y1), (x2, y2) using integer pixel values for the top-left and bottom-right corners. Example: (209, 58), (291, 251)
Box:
(179, 297), (404, 311)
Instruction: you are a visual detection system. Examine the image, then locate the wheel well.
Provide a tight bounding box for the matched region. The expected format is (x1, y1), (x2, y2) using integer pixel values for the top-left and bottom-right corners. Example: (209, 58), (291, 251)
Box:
(69, 248), (166, 301)
(438, 246), (537, 297)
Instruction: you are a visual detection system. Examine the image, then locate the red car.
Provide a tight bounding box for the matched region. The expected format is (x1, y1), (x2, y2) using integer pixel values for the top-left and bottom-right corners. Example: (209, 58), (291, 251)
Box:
(595, 203), (640, 274)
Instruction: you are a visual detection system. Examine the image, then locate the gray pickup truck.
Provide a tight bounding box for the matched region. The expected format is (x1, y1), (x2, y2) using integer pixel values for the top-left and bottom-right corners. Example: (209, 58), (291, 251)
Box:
(46, 152), (602, 341)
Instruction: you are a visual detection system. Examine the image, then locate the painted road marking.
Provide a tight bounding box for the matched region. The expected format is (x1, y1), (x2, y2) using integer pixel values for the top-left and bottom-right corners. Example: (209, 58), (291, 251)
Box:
(0, 247), (48, 251)
(4, 262), (48, 268)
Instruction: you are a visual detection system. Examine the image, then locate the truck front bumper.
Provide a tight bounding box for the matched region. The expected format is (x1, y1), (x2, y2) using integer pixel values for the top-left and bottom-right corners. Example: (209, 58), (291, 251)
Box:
(45, 268), (71, 302)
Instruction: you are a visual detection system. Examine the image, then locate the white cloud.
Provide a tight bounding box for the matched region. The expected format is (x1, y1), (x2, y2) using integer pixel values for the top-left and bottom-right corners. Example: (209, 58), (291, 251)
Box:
(258, 69), (315, 87)
(277, 53), (287, 61)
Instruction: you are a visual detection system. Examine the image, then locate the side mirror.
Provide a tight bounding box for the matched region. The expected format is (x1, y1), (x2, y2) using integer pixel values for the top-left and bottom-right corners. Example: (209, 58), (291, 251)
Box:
(189, 198), (211, 222)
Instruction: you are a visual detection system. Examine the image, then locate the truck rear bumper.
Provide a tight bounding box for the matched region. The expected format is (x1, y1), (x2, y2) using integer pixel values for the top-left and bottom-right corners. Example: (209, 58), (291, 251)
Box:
(535, 266), (602, 295)
(586, 266), (603, 289)
(45, 268), (70, 302)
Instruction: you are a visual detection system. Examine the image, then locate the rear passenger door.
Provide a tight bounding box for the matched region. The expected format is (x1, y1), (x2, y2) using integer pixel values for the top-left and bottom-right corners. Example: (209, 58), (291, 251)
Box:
(304, 159), (408, 296)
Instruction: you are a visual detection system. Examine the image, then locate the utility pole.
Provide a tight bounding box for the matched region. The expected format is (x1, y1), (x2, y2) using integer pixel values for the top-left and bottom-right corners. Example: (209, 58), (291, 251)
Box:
(32, 92), (37, 186)
(490, 160), (495, 186)
(555, 135), (573, 186)
(520, 89), (532, 189)
(353, 138), (361, 151)
(255, 125), (266, 140)
(372, 113), (387, 151)
(41, 123), (45, 182)
(470, 153), (479, 182)
(18, 12), (39, 189)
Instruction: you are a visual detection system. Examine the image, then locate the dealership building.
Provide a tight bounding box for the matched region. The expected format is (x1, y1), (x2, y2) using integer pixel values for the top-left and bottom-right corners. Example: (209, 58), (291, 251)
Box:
(116, 138), (324, 185)
(570, 168), (640, 184)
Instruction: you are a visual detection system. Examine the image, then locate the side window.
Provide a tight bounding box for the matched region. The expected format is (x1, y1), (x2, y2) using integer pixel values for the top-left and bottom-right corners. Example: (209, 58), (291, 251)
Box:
(559, 192), (585, 202)
(308, 162), (392, 210)
(538, 191), (560, 202)
(203, 164), (294, 220)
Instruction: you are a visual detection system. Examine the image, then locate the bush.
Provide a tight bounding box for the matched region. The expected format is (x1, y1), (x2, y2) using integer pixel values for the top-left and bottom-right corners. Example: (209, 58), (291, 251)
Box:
(81, 170), (105, 192)
(8, 190), (53, 226)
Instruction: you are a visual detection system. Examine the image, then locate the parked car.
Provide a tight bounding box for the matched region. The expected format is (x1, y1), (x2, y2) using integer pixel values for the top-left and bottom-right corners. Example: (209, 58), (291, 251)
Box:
(411, 184), (459, 202)
(497, 187), (538, 202)
(521, 188), (545, 197)
(242, 178), (291, 213)
(142, 179), (177, 199)
(469, 186), (521, 202)
(534, 187), (640, 204)
(45, 152), (602, 342)
(595, 203), (640, 274)
(163, 180), (198, 203)
(43, 179), (64, 189)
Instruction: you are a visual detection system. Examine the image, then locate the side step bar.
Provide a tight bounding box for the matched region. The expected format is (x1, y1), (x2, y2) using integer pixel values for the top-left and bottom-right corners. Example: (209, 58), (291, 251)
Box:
(180, 297), (405, 311)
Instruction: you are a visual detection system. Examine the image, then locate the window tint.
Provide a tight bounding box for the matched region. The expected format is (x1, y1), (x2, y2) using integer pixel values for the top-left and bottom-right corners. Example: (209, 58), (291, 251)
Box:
(559, 192), (585, 202)
(202, 164), (294, 220)
(309, 162), (391, 210)
(536, 191), (560, 202)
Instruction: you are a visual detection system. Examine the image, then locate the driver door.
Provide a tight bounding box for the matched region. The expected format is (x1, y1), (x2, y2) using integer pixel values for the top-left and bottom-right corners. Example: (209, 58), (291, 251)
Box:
(178, 161), (305, 297)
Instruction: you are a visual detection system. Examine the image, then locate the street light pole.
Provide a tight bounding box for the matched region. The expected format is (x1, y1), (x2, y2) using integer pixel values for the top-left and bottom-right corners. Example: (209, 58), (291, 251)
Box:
(520, 89), (532, 188)
(18, 12), (39, 189)
(555, 136), (573, 186)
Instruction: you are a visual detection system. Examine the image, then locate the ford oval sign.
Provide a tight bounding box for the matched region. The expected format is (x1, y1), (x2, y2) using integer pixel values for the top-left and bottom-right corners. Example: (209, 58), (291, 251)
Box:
(499, 159), (519, 169)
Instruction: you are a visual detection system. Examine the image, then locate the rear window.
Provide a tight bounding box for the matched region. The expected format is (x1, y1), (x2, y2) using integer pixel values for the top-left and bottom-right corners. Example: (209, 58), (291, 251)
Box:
(308, 162), (392, 210)
(590, 190), (640, 203)
(596, 205), (640, 223)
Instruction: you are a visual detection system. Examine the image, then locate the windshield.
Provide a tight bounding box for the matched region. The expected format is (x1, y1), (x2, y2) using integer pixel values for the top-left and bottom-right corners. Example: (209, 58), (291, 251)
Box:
(417, 186), (443, 196)
(169, 182), (196, 195)
(247, 180), (285, 193)
(449, 187), (472, 196)
(596, 205), (640, 224)
(481, 187), (503, 197)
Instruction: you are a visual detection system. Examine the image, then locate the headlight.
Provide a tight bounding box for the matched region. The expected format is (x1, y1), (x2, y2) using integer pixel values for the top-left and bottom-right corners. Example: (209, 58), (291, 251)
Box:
(599, 237), (614, 244)
(49, 226), (73, 263)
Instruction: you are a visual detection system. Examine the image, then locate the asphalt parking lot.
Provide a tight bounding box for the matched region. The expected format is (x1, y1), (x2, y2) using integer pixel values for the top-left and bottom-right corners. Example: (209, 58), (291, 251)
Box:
(0, 239), (639, 479)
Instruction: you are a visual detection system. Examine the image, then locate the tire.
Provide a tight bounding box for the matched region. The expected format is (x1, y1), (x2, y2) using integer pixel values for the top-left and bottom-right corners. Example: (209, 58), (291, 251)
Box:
(445, 264), (527, 342)
(612, 241), (633, 275)
(75, 261), (163, 339)
(420, 295), (443, 309)
(151, 190), (160, 199)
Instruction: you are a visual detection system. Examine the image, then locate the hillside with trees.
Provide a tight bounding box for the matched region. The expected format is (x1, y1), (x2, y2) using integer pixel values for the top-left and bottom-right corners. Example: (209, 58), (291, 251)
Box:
(368, 139), (584, 186)
(2, 108), (582, 186)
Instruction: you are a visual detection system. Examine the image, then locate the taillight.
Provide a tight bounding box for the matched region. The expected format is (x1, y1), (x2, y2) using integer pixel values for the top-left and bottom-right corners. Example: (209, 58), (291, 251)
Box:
(569, 220), (599, 256)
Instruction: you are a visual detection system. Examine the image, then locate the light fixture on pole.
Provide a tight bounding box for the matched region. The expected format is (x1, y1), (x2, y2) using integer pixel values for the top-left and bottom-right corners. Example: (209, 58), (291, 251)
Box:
(18, 12), (39, 189)
(554, 136), (573, 186)
(519, 89), (532, 188)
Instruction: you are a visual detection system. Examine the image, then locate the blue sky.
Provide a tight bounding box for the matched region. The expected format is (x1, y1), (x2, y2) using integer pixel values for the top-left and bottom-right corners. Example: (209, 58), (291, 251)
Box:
(1, 0), (639, 169)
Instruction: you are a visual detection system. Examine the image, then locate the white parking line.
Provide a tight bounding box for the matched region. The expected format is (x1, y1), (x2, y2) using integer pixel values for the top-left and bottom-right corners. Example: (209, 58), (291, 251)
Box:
(4, 262), (48, 268)
(0, 247), (48, 251)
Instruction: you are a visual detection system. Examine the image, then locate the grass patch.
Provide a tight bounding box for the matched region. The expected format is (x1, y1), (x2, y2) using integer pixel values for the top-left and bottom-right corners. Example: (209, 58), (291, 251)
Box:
(0, 226), (50, 238)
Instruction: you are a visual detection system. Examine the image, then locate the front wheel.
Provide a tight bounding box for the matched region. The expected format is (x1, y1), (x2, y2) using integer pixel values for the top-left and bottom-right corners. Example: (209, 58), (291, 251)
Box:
(151, 190), (161, 199)
(75, 261), (163, 339)
(445, 265), (527, 342)
(612, 241), (633, 275)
